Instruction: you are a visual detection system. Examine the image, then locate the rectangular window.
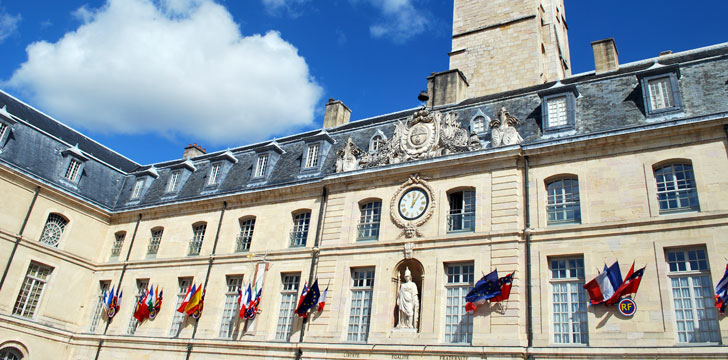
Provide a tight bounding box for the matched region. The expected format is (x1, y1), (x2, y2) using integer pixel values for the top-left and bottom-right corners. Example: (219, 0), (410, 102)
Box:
(275, 273), (300, 341)
(255, 154), (269, 178)
(348, 268), (375, 342)
(550, 257), (588, 344)
(189, 224), (206, 255)
(131, 179), (144, 199)
(13, 262), (52, 318)
(89, 281), (110, 333)
(170, 278), (193, 337)
(64, 159), (82, 182)
(148, 229), (163, 255)
(305, 143), (320, 168)
(219, 276), (243, 338)
(357, 201), (381, 241)
(208, 163), (221, 185)
(236, 218), (255, 252)
(648, 77), (674, 111)
(290, 212), (310, 247)
(111, 233), (125, 257)
(167, 171), (180, 192)
(666, 248), (720, 343)
(444, 263), (473, 343)
(447, 190), (475, 232)
(127, 279), (148, 335)
(547, 96), (568, 127)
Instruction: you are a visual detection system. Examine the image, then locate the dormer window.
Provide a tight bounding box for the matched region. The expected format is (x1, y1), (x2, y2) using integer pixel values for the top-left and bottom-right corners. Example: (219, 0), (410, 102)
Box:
(208, 162), (222, 185)
(0, 122), (7, 143)
(64, 159), (82, 182)
(255, 153), (269, 178)
(471, 116), (485, 134)
(167, 171), (180, 193)
(539, 86), (577, 134)
(131, 179), (145, 199)
(370, 135), (384, 152)
(0, 105), (18, 149)
(638, 68), (682, 117)
(305, 143), (320, 168)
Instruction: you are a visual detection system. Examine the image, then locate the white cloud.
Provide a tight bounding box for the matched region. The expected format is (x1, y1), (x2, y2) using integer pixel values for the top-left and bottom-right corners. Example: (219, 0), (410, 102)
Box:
(261, 0), (310, 17)
(0, 9), (21, 43)
(4, 0), (322, 146)
(362, 0), (429, 43)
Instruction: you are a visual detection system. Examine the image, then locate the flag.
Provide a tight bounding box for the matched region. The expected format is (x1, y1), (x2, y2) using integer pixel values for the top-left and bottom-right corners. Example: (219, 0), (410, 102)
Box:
(295, 279), (321, 317)
(240, 283), (252, 319)
(490, 272), (515, 302)
(142, 284), (154, 319)
(297, 281), (309, 311)
(185, 284), (203, 316)
(584, 261), (622, 305)
(715, 264), (728, 315)
(246, 287), (262, 319)
(605, 263), (646, 305)
(103, 286), (114, 312)
(107, 287), (122, 318)
(133, 286), (148, 322)
(191, 289), (205, 319)
(237, 286), (244, 319)
(177, 284), (194, 313)
(149, 288), (163, 320)
(465, 270), (501, 312)
(317, 285), (328, 312)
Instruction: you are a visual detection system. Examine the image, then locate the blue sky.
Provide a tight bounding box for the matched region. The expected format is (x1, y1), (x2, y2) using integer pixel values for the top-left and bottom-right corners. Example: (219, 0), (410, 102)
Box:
(0, 0), (725, 165)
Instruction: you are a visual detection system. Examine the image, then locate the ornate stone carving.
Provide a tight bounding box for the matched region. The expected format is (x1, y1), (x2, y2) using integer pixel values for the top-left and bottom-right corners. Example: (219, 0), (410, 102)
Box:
(490, 107), (523, 147)
(335, 138), (363, 173)
(335, 107), (481, 173)
(390, 174), (436, 238)
(403, 242), (413, 259)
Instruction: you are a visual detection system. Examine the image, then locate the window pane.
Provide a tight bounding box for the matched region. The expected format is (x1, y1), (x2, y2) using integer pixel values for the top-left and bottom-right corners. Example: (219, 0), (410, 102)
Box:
(546, 179), (581, 225)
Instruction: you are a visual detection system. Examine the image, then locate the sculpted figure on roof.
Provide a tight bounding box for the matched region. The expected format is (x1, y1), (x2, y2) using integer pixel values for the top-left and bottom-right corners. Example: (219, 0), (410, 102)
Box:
(335, 107), (482, 173)
(490, 107), (523, 147)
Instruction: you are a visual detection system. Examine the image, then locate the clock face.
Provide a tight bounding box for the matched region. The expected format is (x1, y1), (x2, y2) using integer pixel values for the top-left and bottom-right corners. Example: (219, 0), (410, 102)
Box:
(398, 188), (429, 220)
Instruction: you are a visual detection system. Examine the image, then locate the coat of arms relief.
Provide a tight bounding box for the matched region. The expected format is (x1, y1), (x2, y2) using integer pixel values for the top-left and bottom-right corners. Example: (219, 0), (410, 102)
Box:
(335, 106), (522, 173)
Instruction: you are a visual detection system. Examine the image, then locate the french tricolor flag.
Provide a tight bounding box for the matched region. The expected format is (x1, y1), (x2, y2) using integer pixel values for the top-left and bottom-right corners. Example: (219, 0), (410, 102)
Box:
(584, 261), (622, 305)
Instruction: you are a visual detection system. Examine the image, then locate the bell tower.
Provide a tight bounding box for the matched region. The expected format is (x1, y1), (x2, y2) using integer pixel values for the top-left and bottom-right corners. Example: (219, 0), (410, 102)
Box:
(446, 0), (571, 100)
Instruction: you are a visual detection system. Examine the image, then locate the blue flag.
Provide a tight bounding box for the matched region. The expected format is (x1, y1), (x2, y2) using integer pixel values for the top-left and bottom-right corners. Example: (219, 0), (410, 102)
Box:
(295, 279), (320, 317)
(465, 269), (501, 304)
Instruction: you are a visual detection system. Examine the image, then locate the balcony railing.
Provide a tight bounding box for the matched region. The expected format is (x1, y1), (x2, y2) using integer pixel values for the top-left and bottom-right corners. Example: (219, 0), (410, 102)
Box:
(447, 210), (475, 233)
(188, 238), (203, 255)
(357, 222), (380, 241)
(147, 237), (161, 255)
(289, 230), (307, 247)
(236, 234), (251, 252)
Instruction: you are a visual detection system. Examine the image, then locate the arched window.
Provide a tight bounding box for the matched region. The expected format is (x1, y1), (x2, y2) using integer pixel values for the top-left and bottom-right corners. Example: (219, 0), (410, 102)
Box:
(39, 213), (67, 247)
(188, 222), (207, 255)
(0, 347), (23, 360)
(110, 231), (126, 257)
(358, 200), (381, 241)
(370, 134), (385, 153)
(290, 211), (311, 247)
(654, 163), (700, 213)
(447, 189), (475, 232)
(546, 177), (581, 225)
(148, 227), (164, 255)
(237, 217), (256, 252)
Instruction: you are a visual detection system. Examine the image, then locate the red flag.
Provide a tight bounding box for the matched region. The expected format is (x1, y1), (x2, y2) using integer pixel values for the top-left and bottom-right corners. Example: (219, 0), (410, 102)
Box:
(176, 284), (193, 313)
(491, 272), (514, 302)
(605, 264), (645, 306)
(464, 301), (479, 312)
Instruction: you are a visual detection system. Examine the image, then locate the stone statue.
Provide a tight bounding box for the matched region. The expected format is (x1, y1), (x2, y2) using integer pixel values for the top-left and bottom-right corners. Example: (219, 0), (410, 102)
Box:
(397, 267), (419, 329)
(490, 107), (523, 147)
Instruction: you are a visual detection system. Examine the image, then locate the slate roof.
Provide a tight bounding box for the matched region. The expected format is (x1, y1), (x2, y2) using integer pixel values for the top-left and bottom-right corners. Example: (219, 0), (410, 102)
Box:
(1, 43), (727, 212)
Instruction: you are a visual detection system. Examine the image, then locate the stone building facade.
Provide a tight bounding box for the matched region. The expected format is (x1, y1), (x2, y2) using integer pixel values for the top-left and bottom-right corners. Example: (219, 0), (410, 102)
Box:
(1, 1), (727, 359)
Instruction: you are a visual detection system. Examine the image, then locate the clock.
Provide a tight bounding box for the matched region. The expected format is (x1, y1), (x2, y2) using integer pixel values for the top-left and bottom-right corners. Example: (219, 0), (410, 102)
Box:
(398, 187), (429, 220)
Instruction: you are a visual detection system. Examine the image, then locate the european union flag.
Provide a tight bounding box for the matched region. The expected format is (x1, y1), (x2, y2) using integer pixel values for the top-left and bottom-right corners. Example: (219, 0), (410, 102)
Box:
(465, 269), (501, 303)
(295, 279), (320, 317)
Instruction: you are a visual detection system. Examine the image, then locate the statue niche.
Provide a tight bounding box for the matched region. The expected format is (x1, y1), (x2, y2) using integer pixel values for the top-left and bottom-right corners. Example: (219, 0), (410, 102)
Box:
(393, 259), (424, 331)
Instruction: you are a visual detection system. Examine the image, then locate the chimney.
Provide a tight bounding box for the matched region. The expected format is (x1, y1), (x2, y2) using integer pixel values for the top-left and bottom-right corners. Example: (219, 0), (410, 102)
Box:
(591, 38), (619, 74)
(323, 99), (351, 129)
(183, 143), (206, 159)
